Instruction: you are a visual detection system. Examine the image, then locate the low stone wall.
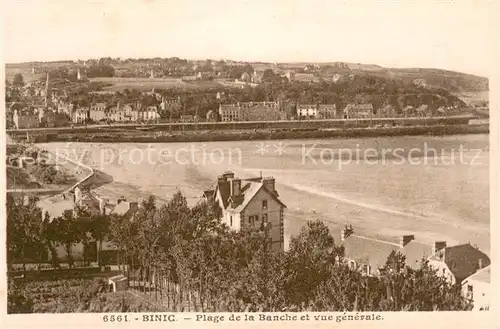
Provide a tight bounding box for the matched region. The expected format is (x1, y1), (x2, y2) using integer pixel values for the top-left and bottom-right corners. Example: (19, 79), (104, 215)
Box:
(47, 123), (488, 143)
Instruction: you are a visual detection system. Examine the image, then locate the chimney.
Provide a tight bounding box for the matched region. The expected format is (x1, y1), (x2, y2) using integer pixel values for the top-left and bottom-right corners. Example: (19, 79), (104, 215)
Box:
(74, 186), (82, 203)
(263, 177), (275, 193)
(478, 258), (483, 270)
(433, 241), (447, 256)
(399, 235), (415, 248)
(217, 175), (228, 185)
(99, 198), (106, 215)
(340, 225), (354, 242)
(129, 202), (139, 214)
(117, 196), (126, 205)
(222, 171), (235, 179)
(229, 178), (241, 197)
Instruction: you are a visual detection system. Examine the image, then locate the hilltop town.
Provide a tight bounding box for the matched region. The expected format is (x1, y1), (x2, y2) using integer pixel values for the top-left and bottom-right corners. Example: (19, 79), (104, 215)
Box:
(5, 57), (488, 133)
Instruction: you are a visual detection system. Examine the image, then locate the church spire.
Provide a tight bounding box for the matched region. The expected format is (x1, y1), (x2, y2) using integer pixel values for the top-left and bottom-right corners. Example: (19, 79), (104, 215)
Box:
(45, 71), (52, 107)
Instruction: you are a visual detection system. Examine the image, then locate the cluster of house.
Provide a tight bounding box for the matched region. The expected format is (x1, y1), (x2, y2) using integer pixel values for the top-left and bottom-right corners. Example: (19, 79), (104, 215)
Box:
(298, 103), (460, 120)
(8, 97), (183, 129)
(10, 104), (71, 130)
(37, 185), (141, 265)
(297, 103), (455, 120)
(33, 170), (489, 309)
(217, 101), (458, 123)
(71, 101), (163, 124)
(203, 172), (490, 311)
(218, 101), (288, 122)
(339, 226), (491, 311)
(40, 186), (139, 219)
(7, 68), (461, 129)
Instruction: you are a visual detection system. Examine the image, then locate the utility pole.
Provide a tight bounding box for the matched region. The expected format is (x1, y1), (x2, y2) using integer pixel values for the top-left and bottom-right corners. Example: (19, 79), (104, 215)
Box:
(169, 108), (172, 134)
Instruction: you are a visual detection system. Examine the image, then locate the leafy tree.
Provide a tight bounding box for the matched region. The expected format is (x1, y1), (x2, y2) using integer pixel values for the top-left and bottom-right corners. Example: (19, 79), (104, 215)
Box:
(7, 280), (34, 314)
(285, 220), (336, 307)
(6, 189), (474, 312)
(41, 212), (61, 269)
(89, 213), (110, 266)
(6, 196), (44, 273)
(52, 210), (81, 268)
(13, 73), (25, 87)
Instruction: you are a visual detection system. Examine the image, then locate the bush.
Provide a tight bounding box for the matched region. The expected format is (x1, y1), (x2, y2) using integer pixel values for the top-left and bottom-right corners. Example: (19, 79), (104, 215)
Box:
(8, 280), (34, 314)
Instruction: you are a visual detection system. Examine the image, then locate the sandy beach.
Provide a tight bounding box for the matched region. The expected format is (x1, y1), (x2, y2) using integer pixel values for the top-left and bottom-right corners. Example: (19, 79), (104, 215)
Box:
(38, 133), (490, 254)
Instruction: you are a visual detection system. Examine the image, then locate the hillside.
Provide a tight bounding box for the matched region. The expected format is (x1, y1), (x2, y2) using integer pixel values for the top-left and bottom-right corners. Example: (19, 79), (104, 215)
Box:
(384, 68), (488, 92)
(271, 62), (488, 93)
(6, 60), (489, 94)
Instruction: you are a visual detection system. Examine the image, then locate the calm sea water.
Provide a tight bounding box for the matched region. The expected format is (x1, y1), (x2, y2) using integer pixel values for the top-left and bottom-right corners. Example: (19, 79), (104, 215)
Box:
(42, 134), (490, 253)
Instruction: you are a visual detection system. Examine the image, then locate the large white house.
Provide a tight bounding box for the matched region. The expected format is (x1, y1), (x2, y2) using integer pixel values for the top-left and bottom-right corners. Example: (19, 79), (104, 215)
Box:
(205, 171), (287, 251)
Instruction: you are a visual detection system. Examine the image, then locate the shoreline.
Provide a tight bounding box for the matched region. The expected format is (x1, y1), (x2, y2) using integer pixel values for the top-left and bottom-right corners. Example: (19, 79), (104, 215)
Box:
(36, 124), (488, 143)
(36, 133), (490, 254)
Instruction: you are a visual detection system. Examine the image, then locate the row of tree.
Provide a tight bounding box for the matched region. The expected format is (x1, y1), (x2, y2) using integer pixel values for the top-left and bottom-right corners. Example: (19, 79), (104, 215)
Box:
(6, 195), (110, 271)
(7, 191), (472, 311)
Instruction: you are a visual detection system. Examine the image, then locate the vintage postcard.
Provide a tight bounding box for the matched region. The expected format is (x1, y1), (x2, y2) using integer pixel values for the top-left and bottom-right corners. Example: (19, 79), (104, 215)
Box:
(1, 0), (499, 328)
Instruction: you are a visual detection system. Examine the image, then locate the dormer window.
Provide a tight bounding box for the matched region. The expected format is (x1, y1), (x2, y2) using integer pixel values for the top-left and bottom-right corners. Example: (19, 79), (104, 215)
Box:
(262, 200), (268, 210)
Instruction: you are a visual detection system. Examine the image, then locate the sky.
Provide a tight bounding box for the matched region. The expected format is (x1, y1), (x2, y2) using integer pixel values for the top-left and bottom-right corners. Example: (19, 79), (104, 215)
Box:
(3, 0), (499, 77)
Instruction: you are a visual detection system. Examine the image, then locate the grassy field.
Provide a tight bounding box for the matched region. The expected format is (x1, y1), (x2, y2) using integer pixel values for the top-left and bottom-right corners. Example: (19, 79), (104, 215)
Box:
(454, 91), (489, 106)
(89, 77), (223, 91)
(6, 64), (222, 91)
(6, 166), (43, 189)
(5, 64), (44, 84)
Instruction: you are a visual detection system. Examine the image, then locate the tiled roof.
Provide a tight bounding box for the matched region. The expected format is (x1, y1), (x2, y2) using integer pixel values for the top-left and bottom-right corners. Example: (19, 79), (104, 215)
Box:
(430, 244), (491, 282)
(318, 104), (336, 109)
(297, 104), (317, 108)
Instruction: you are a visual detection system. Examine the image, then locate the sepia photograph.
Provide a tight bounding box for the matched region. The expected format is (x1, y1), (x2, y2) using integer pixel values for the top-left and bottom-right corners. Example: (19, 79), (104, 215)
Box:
(1, 0), (498, 327)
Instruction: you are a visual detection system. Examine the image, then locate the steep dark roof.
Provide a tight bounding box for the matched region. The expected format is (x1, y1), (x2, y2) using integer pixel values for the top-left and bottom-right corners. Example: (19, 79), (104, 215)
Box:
(430, 243), (490, 282)
(215, 177), (286, 212)
(203, 189), (215, 199)
(216, 180), (231, 208)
